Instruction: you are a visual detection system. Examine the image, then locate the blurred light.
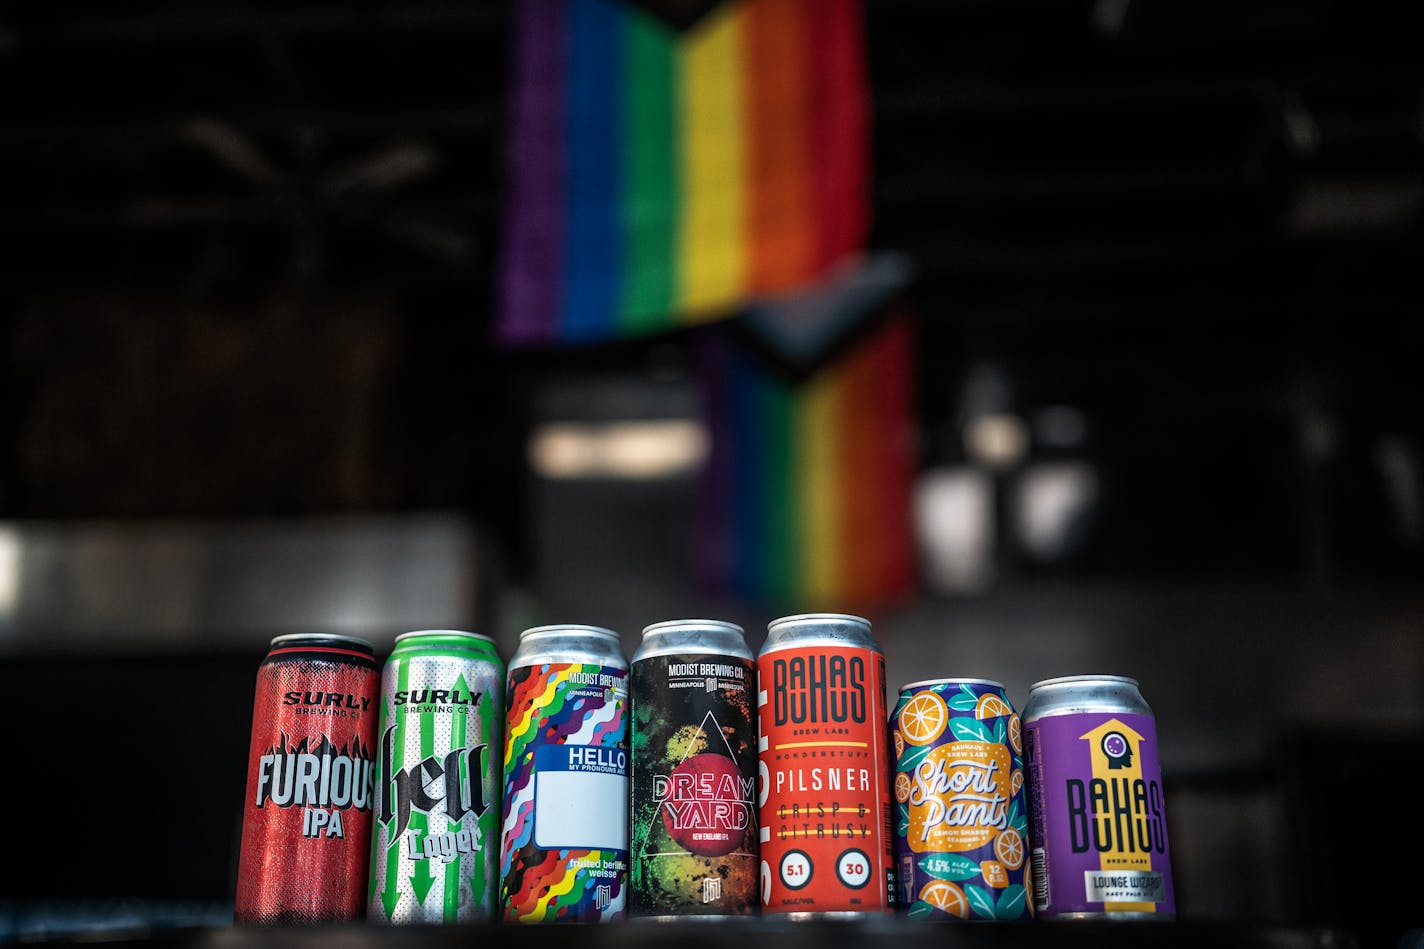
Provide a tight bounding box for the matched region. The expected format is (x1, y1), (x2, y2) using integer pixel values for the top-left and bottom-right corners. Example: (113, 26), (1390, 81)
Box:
(965, 413), (1029, 469)
(1376, 436), (1422, 545)
(0, 526), (19, 619)
(1091, 0), (1131, 36)
(1013, 462), (1100, 561)
(529, 420), (709, 480)
(915, 467), (993, 594)
(1033, 406), (1087, 449)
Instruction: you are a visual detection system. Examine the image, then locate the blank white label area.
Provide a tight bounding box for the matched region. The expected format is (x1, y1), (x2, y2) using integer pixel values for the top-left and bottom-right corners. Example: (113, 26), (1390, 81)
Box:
(534, 770), (628, 851)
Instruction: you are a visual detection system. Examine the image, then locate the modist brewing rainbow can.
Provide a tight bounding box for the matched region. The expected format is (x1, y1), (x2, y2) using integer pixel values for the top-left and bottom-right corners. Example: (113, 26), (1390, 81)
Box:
(1022, 675), (1174, 919)
(757, 613), (893, 916)
(499, 625), (629, 922)
(890, 679), (1031, 921)
(235, 634), (380, 924)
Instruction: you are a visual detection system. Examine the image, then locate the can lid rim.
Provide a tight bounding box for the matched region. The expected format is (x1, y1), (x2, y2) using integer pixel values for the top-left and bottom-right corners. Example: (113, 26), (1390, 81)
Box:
(269, 633), (375, 652)
(519, 624), (620, 641)
(641, 619), (745, 638)
(394, 629), (495, 644)
(1028, 674), (1139, 690)
(900, 677), (1004, 692)
(767, 612), (871, 631)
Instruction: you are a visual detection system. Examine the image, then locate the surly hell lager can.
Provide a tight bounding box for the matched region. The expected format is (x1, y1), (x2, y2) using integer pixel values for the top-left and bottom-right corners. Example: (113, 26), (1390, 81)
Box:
(630, 620), (757, 918)
(1022, 675), (1174, 919)
(235, 634), (379, 924)
(757, 614), (893, 916)
(500, 625), (629, 922)
(891, 679), (1032, 921)
(368, 630), (504, 924)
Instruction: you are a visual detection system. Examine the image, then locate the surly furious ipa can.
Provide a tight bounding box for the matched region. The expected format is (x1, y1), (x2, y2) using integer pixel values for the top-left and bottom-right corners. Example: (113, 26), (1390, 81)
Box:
(630, 620), (757, 918)
(500, 625), (629, 922)
(368, 630), (504, 924)
(891, 679), (1031, 922)
(236, 634), (379, 924)
(757, 614), (893, 916)
(1022, 675), (1174, 919)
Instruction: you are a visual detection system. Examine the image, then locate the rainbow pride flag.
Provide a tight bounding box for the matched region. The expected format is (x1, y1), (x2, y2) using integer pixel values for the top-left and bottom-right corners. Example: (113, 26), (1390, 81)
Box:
(697, 312), (917, 606)
(499, 0), (869, 345)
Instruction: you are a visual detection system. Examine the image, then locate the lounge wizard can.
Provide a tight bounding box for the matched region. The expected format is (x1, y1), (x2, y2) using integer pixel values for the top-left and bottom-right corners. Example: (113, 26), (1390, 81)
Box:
(368, 630), (504, 924)
(500, 625), (629, 922)
(757, 613), (893, 916)
(630, 620), (758, 918)
(235, 634), (380, 924)
(1022, 675), (1175, 919)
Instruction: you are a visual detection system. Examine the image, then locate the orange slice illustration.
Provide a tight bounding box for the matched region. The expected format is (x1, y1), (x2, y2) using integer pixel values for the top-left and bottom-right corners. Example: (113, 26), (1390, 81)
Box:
(898, 691), (948, 745)
(974, 692), (1013, 721)
(1008, 713), (1022, 752)
(894, 730), (905, 757)
(919, 880), (968, 918)
(895, 771), (911, 803)
(995, 827), (1025, 870)
(1011, 769), (1024, 797)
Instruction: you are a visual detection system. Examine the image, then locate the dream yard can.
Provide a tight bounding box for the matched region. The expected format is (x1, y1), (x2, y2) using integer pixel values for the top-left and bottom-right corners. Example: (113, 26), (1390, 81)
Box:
(1022, 675), (1174, 919)
(368, 630), (504, 924)
(757, 613), (893, 916)
(891, 679), (1032, 922)
(500, 624), (629, 922)
(630, 619), (757, 919)
(235, 634), (380, 924)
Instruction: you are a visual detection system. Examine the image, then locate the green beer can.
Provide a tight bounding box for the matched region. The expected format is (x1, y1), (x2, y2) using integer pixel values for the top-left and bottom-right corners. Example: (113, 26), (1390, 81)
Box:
(368, 630), (504, 923)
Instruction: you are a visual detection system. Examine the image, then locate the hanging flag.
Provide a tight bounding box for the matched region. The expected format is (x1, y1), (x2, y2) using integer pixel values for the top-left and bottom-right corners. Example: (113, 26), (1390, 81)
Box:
(697, 312), (917, 606)
(498, 0), (870, 345)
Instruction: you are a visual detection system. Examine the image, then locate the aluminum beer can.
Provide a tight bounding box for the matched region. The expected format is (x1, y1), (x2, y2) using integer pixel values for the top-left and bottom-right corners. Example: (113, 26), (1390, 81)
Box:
(368, 630), (505, 924)
(890, 679), (1032, 921)
(500, 624), (629, 922)
(630, 619), (758, 919)
(757, 613), (893, 916)
(1022, 675), (1175, 919)
(235, 634), (380, 924)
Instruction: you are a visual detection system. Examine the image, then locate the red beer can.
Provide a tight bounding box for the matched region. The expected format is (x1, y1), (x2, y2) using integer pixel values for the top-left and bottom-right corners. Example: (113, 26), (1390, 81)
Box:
(235, 634), (380, 924)
(757, 614), (894, 916)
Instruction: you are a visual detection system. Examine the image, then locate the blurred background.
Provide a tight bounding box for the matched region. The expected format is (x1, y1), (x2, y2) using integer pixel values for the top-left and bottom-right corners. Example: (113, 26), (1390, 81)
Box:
(1, 0), (1421, 945)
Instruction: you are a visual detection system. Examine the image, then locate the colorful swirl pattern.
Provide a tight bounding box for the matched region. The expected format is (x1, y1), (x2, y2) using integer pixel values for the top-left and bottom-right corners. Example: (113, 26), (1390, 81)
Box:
(500, 662), (628, 922)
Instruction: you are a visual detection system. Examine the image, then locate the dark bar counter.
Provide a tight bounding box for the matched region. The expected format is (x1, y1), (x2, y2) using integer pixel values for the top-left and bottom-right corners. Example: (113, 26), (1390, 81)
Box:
(17, 919), (1360, 949)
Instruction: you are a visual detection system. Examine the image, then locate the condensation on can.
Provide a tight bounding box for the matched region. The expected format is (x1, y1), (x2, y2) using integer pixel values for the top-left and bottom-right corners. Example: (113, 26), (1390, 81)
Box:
(629, 620), (758, 919)
(756, 613), (893, 917)
(368, 630), (505, 924)
(500, 625), (630, 923)
(890, 678), (1032, 922)
(235, 633), (380, 924)
(1022, 674), (1175, 921)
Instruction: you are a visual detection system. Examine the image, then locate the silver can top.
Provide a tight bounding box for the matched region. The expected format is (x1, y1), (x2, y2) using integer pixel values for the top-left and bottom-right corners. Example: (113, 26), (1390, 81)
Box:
(900, 677), (1004, 693)
(510, 623), (627, 671)
(634, 619), (751, 663)
(1023, 674), (1149, 721)
(761, 613), (879, 657)
(394, 629), (495, 644)
(268, 632), (374, 654)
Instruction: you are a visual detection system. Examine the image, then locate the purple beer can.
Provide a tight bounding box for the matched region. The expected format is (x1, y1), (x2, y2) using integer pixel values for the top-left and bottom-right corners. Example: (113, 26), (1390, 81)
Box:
(1022, 675), (1175, 920)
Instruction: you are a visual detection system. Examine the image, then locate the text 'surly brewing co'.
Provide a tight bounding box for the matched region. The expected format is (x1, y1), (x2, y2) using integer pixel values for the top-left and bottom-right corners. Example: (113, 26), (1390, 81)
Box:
(891, 679), (1032, 922)
(1022, 675), (1175, 919)
(368, 630), (504, 924)
(500, 625), (629, 922)
(630, 620), (758, 918)
(757, 614), (893, 916)
(235, 634), (379, 924)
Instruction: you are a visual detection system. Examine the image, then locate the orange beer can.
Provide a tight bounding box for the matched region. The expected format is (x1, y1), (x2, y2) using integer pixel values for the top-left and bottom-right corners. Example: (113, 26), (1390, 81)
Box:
(890, 678), (1032, 921)
(756, 614), (893, 916)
